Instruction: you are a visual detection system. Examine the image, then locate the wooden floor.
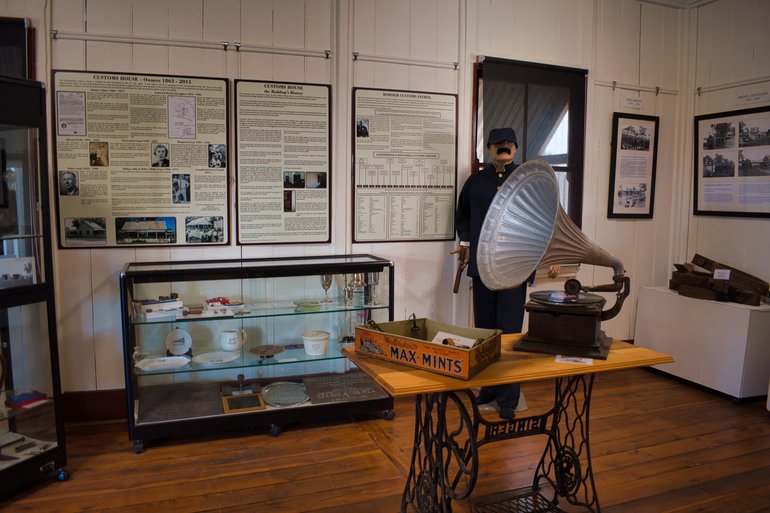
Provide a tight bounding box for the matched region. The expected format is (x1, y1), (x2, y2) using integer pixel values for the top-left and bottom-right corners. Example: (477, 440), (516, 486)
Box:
(2, 368), (770, 513)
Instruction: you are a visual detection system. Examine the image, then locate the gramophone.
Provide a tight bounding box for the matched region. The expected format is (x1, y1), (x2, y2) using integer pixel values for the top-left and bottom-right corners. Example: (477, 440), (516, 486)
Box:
(477, 160), (630, 359)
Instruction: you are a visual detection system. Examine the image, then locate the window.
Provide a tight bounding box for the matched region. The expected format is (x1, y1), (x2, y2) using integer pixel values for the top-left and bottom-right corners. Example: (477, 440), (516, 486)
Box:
(473, 58), (587, 225)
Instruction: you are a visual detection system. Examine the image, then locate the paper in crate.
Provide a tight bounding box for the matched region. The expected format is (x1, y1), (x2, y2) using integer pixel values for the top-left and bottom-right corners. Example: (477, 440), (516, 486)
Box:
(354, 318), (501, 379)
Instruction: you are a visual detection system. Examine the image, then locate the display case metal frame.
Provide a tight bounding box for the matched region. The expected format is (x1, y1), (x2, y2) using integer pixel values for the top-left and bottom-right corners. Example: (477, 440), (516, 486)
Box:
(0, 75), (68, 496)
(120, 254), (395, 452)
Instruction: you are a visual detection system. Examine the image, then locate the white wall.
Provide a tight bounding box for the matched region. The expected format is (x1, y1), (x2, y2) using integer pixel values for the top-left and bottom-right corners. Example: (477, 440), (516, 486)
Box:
(0, 0), (766, 393)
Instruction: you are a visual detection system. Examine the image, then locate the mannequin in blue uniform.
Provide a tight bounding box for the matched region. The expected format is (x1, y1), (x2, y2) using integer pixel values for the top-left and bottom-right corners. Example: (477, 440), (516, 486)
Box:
(453, 127), (558, 419)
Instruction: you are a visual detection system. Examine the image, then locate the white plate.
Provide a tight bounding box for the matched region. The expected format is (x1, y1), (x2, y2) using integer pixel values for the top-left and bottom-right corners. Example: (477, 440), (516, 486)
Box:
(262, 382), (309, 407)
(135, 356), (191, 371)
(193, 351), (239, 366)
(165, 328), (192, 355)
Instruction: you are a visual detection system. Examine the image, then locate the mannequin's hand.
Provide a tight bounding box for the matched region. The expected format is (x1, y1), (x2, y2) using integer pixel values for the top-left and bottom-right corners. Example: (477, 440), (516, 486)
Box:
(450, 246), (470, 268)
(547, 264), (560, 279)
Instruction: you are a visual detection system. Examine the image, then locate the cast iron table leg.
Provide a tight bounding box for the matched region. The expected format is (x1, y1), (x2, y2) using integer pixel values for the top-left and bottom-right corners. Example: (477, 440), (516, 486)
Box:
(401, 391), (479, 513)
(531, 374), (600, 512)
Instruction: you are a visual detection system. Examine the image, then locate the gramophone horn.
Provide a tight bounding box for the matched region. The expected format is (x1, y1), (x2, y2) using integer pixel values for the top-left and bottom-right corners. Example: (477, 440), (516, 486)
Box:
(477, 160), (624, 291)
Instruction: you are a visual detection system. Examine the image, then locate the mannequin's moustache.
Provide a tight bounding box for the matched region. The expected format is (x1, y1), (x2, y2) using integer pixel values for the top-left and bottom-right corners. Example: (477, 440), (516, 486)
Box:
(496, 148), (512, 155)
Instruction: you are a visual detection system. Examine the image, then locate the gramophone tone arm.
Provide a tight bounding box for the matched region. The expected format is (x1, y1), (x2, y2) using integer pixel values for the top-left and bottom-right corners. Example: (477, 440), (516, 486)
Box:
(563, 276), (631, 322)
(598, 276), (630, 321)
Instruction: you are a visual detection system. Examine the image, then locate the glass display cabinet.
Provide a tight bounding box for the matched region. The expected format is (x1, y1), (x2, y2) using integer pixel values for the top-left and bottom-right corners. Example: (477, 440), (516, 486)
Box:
(0, 76), (68, 495)
(120, 254), (395, 452)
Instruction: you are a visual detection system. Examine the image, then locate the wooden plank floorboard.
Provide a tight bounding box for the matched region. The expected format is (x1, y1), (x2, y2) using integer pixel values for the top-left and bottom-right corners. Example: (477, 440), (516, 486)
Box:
(1, 368), (769, 512)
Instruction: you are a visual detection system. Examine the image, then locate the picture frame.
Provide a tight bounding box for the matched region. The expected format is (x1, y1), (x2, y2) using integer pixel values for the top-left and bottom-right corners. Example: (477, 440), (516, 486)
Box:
(221, 392), (266, 413)
(607, 112), (659, 219)
(693, 105), (770, 217)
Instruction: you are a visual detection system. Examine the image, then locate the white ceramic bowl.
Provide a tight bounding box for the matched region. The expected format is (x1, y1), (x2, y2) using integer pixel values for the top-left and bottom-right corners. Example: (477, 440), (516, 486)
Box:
(301, 330), (330, 356)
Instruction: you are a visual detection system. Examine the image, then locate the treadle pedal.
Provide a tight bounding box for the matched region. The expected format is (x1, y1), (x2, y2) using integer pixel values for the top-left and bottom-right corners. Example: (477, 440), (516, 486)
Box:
(471, 487), (566, 513)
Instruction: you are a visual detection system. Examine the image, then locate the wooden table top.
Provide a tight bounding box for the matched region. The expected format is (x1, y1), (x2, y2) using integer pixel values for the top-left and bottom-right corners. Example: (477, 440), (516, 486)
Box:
(342, 334), (674, 397)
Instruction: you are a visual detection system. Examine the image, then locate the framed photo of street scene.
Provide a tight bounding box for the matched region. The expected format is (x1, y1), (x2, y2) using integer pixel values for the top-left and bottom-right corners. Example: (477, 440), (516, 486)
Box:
(694, 105), (770, 218)
(607, 112), (658, 219)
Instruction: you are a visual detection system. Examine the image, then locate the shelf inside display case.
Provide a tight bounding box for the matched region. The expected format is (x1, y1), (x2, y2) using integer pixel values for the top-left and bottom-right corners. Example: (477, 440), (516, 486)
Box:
(132, 343), (357, 377)
(130, 302), (389, 325)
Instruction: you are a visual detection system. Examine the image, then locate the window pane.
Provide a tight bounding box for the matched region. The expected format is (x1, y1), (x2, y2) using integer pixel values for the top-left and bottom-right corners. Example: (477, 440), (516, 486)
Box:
(477, 79), (525, 165)
(527, 84), (570, 166)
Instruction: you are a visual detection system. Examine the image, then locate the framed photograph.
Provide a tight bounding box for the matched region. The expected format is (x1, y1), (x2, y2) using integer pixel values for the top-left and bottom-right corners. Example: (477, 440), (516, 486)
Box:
(694, 105), (770, 217)
(607, 113), (659, 218)
(221, 392), (266, 413)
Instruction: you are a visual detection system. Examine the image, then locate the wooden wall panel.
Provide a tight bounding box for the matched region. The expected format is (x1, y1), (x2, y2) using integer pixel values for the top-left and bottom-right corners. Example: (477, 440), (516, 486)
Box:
(131, 45), (170, 74)
(87, 43), (133, 71)
(273, 0), (307, 49)
(239, 52), (275, 80)
(92, 249), (135, 390)
(305, 57), (330, 83)
(476, 0), (593, 68)
(639, 4), (667, 87)
(85, 0), (130, 35)
(351, 0), (374, 55)
(307, 0), (333, 51)
(169, 0), (203, 40)
(203, 0), (240, 43)
(55, 248), (95, 391)
(239, 1), (273, 46)
(131, 0), (170, 37)
(374, 0), (411, 57)
(272, 54), (305, 82)
(435, 0), (460, 63)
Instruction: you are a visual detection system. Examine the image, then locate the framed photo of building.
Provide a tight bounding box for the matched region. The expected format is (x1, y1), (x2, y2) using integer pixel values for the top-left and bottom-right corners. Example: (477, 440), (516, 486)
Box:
(607, 112), (659, 219)
(694, 105), (770, 217)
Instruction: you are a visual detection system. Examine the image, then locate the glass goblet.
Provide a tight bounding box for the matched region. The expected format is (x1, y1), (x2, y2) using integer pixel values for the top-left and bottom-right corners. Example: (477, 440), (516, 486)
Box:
(320, 274), (333, 303)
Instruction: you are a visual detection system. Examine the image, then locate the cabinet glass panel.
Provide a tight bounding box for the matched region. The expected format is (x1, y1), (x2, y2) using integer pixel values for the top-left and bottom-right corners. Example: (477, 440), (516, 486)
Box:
(122, 255), (394, 439)
(0, 301), (58, 469)
(0, 123), (45, 289)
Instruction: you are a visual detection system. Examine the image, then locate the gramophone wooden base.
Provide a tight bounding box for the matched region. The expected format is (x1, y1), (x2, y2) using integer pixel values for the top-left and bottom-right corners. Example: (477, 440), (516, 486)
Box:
(518, 300), (611, 359)
(515, 329), (612, 360)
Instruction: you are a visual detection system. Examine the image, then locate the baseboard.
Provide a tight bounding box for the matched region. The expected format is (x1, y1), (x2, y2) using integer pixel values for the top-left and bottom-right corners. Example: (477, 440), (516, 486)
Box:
(62, 389), (126, 423)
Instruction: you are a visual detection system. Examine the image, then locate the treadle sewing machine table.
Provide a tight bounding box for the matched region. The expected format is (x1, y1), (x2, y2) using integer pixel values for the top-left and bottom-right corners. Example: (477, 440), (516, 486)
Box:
(343, 335), (673, 513)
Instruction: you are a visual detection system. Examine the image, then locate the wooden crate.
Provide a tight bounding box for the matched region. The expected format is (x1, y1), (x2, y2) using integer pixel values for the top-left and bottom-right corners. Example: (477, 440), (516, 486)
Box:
(354, 318), (501, 380)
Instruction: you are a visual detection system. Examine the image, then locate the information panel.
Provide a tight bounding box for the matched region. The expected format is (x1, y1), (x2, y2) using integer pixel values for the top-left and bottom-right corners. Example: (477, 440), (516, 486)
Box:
(353, 88), (457, 242)
(52, 71), (229, 247)
(235, 80), (331, 244)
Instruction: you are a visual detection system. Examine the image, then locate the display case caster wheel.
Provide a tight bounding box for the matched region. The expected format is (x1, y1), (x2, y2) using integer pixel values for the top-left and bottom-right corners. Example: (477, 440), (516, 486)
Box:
(268, 424), (282, 437)
(133, 440), (145, 453)
(384, 409), (396, 420)
(56, 469), (70, 481)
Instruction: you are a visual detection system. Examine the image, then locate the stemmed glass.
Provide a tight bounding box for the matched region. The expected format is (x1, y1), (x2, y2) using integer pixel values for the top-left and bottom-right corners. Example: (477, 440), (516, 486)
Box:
(320, 274), (333, 304)
(367, 272), (381, 306)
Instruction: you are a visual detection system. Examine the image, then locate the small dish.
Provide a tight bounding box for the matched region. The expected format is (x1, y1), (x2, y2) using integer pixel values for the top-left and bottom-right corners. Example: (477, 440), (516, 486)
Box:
(135, 356), (191, 371)
(293, 300), (322, 312)
(192, 351), (239, 366)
